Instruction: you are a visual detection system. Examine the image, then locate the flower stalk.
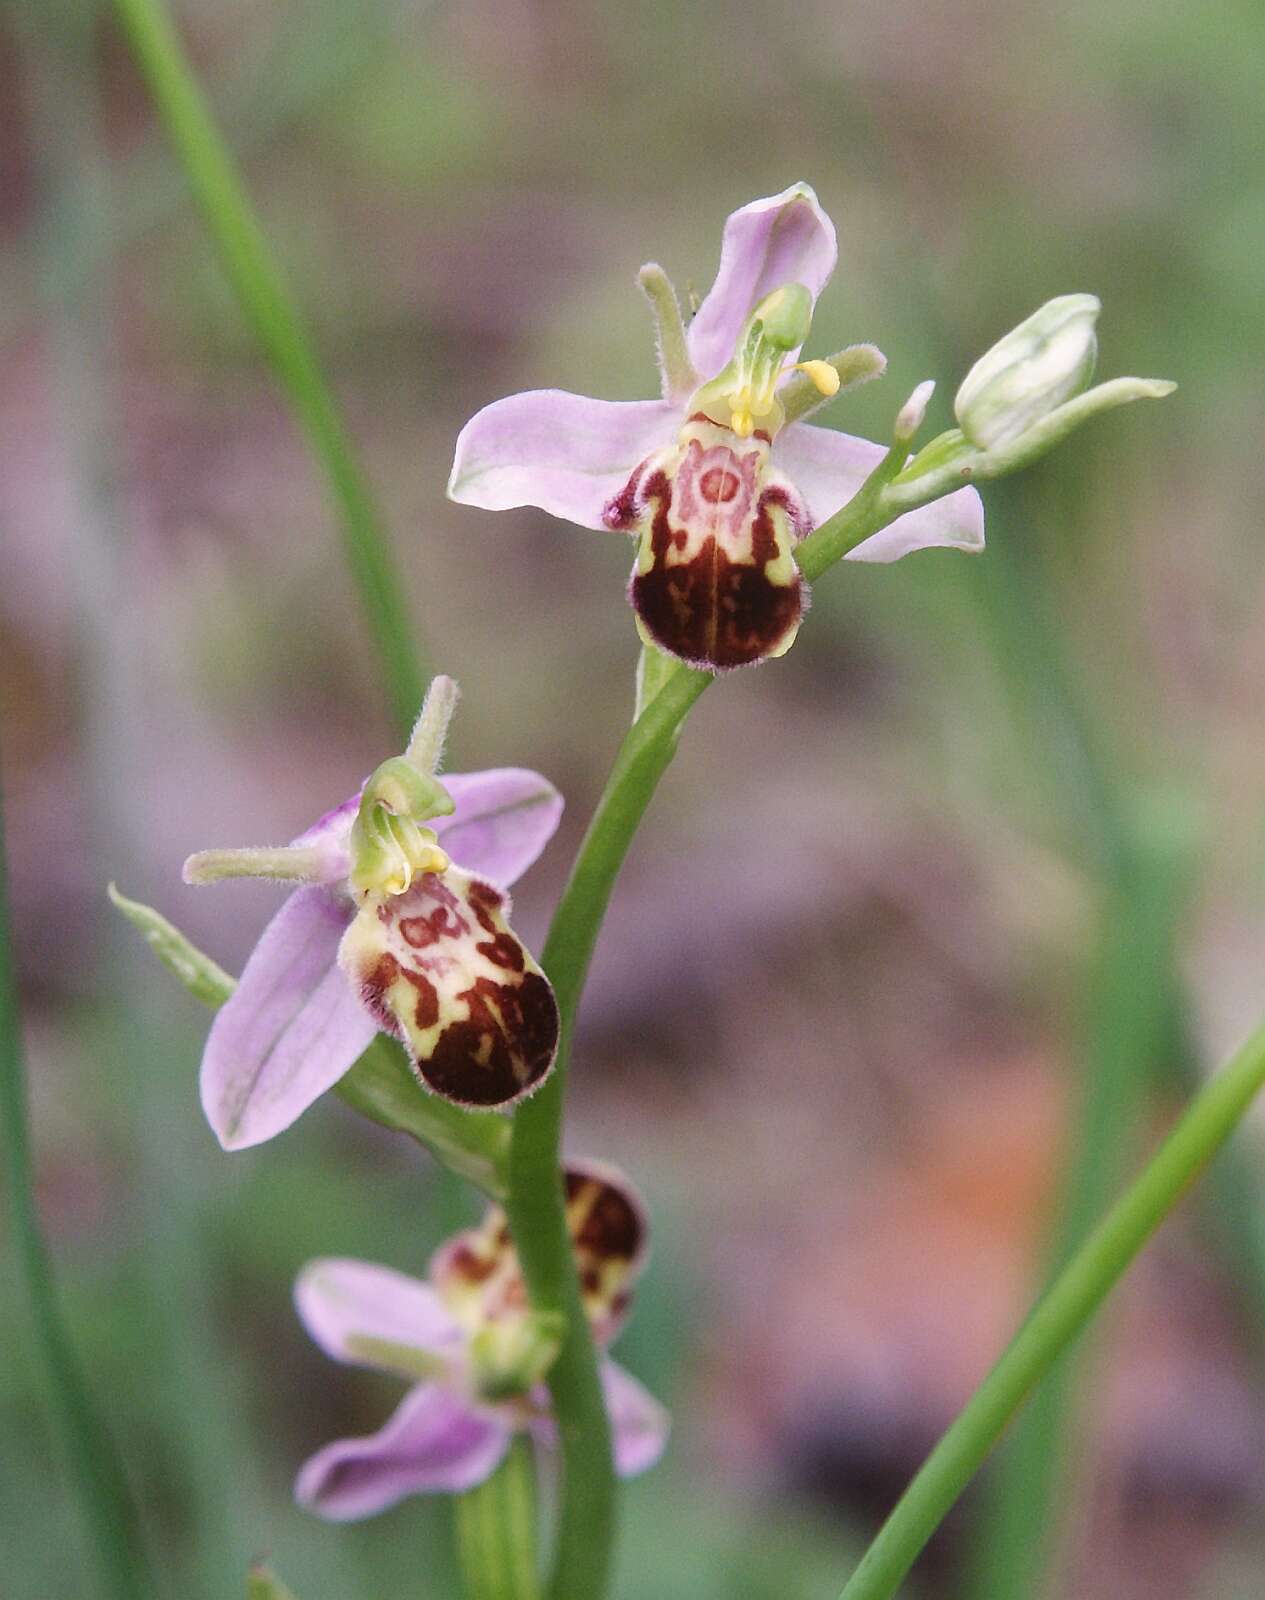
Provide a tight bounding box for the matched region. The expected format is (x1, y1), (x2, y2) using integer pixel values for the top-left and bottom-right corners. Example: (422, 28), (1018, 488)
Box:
(965, 807), (1192, 1597)
(454, 1438), (541, 1600)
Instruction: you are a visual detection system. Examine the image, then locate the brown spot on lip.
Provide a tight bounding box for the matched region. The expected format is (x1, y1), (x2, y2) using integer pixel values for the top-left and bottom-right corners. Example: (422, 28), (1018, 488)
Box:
(571, 1180), (643, 1262)
(445, 1242), (498, 1284)
(359, 952), (401, 1031)
(419, 971), (559, 1107)
(400, 966), (440, 1029)
(466, 878), (526, 971)
(700, 466), (740, 503)
(632, 524), (802, 667)
(398, 877), (470, 947)
(603, 452), (657, 531)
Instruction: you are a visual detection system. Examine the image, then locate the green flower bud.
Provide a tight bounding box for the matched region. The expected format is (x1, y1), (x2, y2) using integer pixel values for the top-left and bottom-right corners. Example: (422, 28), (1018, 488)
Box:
(954, 294), (1100, 450)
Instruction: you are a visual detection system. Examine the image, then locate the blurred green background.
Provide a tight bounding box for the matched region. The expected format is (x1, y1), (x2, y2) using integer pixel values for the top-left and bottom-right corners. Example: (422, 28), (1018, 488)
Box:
(4, 0), (1265, 1596)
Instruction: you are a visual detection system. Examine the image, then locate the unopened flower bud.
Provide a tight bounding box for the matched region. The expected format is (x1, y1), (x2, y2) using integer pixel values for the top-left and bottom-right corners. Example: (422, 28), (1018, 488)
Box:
(954, 294), (1100, 450)
(894, 379), (936, 444)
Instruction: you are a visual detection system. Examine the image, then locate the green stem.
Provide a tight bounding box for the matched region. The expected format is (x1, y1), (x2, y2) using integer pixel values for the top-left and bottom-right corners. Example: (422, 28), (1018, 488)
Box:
(110, 0), (425, 738)
(967, 834), (1188, 1600)
(504, 480), (905, 1600)
(453, 1437), (540, 1600)
(0, 788), (155, 1599)
(836, 1006), (1265, 1600)
(505, 665), (710, 1600)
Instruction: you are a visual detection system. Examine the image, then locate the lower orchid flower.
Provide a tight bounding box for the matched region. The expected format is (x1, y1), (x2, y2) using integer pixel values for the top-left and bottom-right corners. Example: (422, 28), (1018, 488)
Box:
(293, 1162), (668, 1519)
(183, 677), (563, 1148)
(448, 182), (985, 672)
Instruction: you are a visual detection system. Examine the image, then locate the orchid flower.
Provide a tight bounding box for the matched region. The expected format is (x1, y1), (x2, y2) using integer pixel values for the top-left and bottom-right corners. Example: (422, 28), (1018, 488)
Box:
(293, 1161), (668, 1519)
(448, 182), (984, 671)
(183, 678), (562, 1148)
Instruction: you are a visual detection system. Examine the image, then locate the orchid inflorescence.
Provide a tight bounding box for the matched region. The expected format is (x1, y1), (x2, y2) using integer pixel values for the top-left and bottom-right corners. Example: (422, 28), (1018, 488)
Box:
(115, 182), (1174, 1583)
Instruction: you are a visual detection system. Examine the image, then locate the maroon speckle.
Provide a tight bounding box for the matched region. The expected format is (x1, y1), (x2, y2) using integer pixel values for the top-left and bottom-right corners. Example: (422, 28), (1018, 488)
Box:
(400, 965), (440, 1029)
(419, 972), (559, 1108)
(464, 877), (525, 971)
(602, 455), (654, 531)
(700, 466), (740, 503)
(477, 932), (526, 972)
(399, 899), (467, 948)
(569, 1179), (643, 1262)
(632, 495), (802, 669)
(359, 952), (402, 1031)
(466, 879), (503, 912)
(443, 1243), (498, 1285)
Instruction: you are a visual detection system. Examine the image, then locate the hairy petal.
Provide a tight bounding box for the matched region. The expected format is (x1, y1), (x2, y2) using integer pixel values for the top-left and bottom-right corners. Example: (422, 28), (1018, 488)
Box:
(340, 868), (559, 1109)
(295, 1385), (510, 1520)
(436, 769), (564, 888)
(295, 1259), (466, 1372)
(448, 390), (680, 532)
(201, 887), (374, 1149)
(772, 423), (985, 562)
(603, 1361), (671, 1477)
(687, 184), (838, 380)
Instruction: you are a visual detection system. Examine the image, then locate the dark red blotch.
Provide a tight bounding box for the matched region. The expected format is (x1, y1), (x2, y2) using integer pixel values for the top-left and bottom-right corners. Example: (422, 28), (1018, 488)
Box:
(566, 1171), (643, 1263)
(630, 471), (803, 670)
(422, 971), (559, 1107)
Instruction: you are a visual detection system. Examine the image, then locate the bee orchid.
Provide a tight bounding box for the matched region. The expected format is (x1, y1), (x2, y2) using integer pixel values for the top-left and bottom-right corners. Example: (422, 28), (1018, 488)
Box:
(449, 183), (984, 670)
(184, 678), (563, 1147)
(293, 1163), (668, 1519)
